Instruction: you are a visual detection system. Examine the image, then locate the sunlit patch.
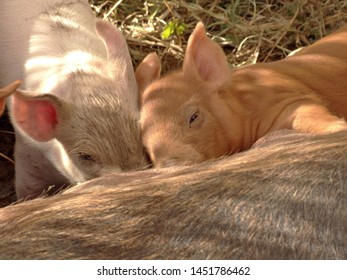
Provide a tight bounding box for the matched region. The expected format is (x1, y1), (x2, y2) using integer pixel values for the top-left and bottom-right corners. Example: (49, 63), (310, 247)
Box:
(63, 50), (97, 74)
(25, 49), (103, 92)
(26, 56), (60, 70)
(50, 14), (81, 30)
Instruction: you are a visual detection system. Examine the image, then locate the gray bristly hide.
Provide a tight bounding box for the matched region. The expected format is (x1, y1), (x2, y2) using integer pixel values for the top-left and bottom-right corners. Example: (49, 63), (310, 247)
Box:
(0, 130), (346, 259)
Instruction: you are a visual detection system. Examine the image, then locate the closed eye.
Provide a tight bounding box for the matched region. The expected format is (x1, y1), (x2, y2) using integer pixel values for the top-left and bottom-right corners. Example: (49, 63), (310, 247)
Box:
(78, 152), (97, 163)
(76, 152), (103, 175)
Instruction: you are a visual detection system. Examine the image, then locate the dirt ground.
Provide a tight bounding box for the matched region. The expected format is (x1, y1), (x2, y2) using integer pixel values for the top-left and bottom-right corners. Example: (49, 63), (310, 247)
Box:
(0, 111), (16, 207)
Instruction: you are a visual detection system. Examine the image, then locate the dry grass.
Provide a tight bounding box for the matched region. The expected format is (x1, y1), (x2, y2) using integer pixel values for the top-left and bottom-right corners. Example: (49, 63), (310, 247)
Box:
(89, 0), (347, 72)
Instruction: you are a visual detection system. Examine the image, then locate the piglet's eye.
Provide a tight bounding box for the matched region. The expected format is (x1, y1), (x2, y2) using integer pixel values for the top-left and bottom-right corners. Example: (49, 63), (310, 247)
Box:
(76, 152), (102, 175)
(189, 111), (199, 125)
(78, 153), (96, 163)
(189, 111), (199, 126)
(189, 110), (205, 129)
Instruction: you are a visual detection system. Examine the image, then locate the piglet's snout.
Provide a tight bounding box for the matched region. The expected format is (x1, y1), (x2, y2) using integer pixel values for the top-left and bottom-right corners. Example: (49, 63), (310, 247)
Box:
(149, 141), (203, 167)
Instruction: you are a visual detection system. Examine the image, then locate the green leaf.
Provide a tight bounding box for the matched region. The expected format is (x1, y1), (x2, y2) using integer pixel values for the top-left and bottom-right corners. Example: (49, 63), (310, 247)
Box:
(161, 21), (176, 40)
(161, 19), (187, 40)
(176, 22), (186, 35)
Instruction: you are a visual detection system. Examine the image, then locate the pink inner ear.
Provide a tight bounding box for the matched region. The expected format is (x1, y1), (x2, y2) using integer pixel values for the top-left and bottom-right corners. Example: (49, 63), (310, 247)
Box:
(95, 20), (125, 58)
(194, 51), (215, 81)
(13, 95), (58, 142)
(184, 22), (229, 86)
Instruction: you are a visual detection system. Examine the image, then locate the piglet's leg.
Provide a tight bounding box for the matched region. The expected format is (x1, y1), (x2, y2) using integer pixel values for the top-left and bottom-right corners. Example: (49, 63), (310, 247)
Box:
(292, 103), (347, 134)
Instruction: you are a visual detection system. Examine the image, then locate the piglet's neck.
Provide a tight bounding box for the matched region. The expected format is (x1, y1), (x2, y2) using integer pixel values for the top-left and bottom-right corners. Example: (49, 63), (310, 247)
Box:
(220, 63), (319, 151)
(207, 88), (249, 153)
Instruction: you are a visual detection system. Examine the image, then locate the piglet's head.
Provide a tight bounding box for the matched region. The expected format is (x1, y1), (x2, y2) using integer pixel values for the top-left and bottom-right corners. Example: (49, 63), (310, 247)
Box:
(11, 20), (148, 184)
(137, 22), (241, 167)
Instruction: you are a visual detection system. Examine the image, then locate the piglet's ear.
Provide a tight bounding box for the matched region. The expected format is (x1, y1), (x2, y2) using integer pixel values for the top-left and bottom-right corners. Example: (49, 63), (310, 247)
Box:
(95, 20), (138, 108)
(0, 101), (5, 116)
(0, 80), (21, 115)
(0, 80), (21, 99)
(183, 22), (229, 87)
(95, 20), (128, 60)
(12, 91), (62, 142)
(135, 52), (161, 94)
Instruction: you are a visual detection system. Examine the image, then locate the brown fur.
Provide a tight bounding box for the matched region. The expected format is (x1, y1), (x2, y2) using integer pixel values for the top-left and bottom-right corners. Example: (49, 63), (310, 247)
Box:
(0, 130), (346, 259)
(137, 22), (347, 166)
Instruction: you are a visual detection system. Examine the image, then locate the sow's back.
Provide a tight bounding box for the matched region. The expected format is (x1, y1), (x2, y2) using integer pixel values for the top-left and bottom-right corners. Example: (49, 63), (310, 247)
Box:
(0, 130), (346, 259)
